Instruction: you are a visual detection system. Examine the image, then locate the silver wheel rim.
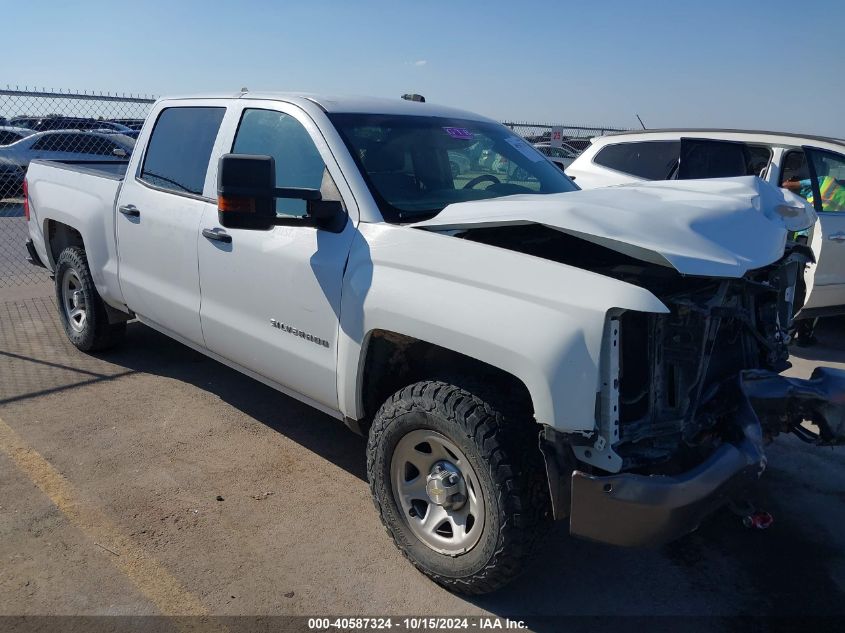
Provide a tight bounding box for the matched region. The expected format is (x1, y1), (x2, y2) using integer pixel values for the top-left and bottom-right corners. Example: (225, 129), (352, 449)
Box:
(61, 268), (87, 333)
(391, 429), (485, 555)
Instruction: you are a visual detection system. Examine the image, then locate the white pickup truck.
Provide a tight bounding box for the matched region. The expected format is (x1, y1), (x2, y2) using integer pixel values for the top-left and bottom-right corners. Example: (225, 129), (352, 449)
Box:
(23, 93), (845, 594)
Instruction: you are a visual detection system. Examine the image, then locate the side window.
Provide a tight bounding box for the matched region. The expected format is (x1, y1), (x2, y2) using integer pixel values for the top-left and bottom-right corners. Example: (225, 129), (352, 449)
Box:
(88, 136), (118, 156)
(140, 106), (225, 196)
(747, 145), (772, 178)
(59, 134), (85, 153)
(678, 139), (751, 179)
(0, 131), (16, 145)
(781, 150), (817, 209)
(806, 149), (845, 213)
(32, 135), (62, 151)
(71, 135), (99, 155)
(780, 151), (810, 183)
(232, 109), (328, 218)
(593, 141), (680, 180)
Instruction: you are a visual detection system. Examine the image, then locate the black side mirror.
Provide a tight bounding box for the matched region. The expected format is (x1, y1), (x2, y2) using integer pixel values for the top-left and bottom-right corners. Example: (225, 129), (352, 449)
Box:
(217, 154), (344, 232)
(217, 154), (277, 230)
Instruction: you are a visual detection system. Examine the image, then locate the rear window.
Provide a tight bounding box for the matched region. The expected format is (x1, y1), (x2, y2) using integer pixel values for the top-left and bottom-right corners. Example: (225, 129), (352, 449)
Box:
(593, 141), (680, 180)
(139, 107), (225, 196)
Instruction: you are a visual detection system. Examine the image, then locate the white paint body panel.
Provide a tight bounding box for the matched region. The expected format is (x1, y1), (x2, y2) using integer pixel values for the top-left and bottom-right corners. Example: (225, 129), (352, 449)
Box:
(336, 223), (668, 430)
(24, 161), (126, 309)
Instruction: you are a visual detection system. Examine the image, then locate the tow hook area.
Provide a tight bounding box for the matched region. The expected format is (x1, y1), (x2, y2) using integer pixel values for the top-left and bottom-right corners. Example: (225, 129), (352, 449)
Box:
(741, 366), (845, 445)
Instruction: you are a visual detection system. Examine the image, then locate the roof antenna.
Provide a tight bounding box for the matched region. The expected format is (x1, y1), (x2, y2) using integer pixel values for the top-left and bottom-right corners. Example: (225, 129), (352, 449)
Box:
(635, 114), (647, 130)
(401, 93), (425, 103)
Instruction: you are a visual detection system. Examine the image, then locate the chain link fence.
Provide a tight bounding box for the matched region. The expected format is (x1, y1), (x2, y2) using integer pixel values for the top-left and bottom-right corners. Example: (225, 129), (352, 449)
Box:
(0, 88), (155, 291)
(0, 87), (628, 294)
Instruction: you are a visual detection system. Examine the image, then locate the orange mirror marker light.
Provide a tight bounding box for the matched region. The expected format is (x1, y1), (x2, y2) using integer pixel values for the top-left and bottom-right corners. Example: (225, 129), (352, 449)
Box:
(218, 195), (256, 213)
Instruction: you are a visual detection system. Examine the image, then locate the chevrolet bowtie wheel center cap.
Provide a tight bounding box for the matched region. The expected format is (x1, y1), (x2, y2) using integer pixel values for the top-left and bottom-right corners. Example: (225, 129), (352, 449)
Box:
(425, 461), (467, 511)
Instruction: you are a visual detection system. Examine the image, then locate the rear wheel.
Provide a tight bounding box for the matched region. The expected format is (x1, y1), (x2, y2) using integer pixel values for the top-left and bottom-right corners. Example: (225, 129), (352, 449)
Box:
(55, 246), (125, 352)
(367, 380), (550, 594)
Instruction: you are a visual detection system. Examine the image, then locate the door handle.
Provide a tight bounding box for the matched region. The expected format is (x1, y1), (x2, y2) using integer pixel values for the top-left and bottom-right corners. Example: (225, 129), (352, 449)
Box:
(118, 204), (140, 217)
(828, 232), (845, 242)
(202, 228), (232, 244)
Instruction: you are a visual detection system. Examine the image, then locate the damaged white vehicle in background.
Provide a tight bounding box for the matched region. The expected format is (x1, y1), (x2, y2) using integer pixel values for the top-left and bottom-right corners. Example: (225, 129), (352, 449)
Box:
(23, 95), (845, 594)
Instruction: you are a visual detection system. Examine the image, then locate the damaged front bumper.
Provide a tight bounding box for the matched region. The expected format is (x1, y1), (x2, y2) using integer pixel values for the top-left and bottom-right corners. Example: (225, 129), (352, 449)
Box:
(742, 366), (845, 446)
(541, 366), (845, 547)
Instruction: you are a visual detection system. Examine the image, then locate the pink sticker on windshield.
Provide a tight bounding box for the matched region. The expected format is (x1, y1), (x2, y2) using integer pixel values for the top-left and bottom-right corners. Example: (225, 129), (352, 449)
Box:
(443, 127), (473, 140)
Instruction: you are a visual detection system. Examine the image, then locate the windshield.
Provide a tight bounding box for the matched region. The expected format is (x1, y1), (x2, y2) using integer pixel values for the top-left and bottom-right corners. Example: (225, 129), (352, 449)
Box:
(329, 114), (578, 222)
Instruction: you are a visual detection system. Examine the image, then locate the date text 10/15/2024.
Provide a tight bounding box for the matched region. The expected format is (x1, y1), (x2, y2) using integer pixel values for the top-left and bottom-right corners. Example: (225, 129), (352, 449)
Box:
(306, 617), (528, 630)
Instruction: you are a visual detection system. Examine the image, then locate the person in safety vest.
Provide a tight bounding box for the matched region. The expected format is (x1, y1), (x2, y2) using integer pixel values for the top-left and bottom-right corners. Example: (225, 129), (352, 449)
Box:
(782, 171), (845, 212)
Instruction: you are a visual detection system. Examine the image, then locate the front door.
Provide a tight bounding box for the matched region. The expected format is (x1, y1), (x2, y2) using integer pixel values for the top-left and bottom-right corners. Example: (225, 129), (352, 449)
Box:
(197, 105), (357, 410)
(780, 147), (845, 315)
(117, 105), (226, 345)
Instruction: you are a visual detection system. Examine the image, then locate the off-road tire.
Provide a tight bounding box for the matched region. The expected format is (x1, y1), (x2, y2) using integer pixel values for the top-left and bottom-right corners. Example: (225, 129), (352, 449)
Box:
(367, 380), (551, 594)
(55, 246), (126, 352)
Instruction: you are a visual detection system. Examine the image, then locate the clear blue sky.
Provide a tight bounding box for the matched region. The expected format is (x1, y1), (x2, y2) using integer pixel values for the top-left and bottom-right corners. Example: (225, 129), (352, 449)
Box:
(8, 0), (845, 137)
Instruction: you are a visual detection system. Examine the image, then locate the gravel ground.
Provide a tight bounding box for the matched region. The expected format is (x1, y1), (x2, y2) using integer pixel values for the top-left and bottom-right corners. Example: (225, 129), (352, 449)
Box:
(0, 287), (843, 630)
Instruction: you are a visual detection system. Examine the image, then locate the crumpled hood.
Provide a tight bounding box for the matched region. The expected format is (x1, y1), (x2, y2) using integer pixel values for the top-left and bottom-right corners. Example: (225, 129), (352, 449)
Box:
(412, 176), (816, 278)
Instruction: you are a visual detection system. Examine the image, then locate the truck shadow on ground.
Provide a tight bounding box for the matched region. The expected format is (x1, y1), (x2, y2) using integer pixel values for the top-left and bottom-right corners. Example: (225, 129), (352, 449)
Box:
(106, 322), (369, 480)
(101, 321), (845, 625)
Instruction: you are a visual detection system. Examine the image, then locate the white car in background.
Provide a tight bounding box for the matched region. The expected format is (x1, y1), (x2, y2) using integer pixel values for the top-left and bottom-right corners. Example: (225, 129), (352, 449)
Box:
(566, 129), (845, 328)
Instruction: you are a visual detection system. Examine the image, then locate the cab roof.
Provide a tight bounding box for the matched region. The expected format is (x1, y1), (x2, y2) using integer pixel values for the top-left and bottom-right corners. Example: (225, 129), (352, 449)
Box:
(158, 92), (495, 122)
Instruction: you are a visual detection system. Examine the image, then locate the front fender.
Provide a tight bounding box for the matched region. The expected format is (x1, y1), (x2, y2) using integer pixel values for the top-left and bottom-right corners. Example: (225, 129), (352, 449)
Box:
(336, 224), (668, 432)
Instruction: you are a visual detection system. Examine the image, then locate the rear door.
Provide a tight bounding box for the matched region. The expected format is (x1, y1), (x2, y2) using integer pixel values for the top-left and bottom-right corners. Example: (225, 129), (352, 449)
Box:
(116, 103), (226, 346)
(781, 147), (845, 315)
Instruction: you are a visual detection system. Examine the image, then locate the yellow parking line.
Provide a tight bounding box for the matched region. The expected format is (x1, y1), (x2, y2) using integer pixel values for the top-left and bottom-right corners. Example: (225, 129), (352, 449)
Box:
(0, 413), (210, 618)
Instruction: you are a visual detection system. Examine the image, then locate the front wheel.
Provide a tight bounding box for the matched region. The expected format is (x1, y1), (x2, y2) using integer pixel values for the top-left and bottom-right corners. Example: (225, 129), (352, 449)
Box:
(367, 380), (550, 594)
(55, 246), (126, 352)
